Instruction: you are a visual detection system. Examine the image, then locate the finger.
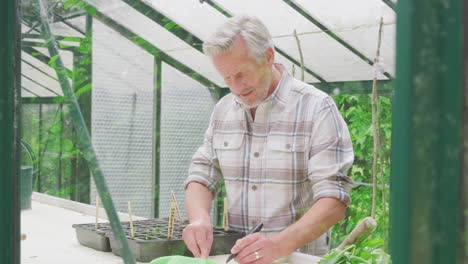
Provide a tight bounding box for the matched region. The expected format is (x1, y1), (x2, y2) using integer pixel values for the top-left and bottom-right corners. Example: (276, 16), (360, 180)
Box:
(183, 229), (201, 257)
(195, 230), (211, 258)
(242, 251), (263, 264)
(235, 240), (262, 262)
(200, 229), (214, 258)
(232, 233), (262, 254)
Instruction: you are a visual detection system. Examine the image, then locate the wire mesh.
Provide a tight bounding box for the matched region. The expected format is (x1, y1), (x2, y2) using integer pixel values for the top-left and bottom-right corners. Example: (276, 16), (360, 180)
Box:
(90, 19), (155, 218)
(159, 62), (216, 219)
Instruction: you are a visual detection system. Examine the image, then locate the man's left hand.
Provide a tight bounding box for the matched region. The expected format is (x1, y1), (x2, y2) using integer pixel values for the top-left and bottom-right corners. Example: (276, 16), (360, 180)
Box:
(231, 233), (284, 264)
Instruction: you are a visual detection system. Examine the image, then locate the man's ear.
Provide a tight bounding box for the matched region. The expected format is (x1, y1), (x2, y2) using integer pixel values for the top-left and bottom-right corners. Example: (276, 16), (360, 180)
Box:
(264, 47), (275, 65)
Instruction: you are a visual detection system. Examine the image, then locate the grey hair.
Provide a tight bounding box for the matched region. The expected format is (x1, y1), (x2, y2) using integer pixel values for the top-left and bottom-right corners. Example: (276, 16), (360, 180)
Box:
(203, 15), (274, 63)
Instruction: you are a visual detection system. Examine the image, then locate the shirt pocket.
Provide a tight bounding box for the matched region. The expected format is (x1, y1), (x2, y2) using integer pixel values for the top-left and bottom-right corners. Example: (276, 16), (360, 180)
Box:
(213, 133), (245, 181)
(266, 135), (308, 181)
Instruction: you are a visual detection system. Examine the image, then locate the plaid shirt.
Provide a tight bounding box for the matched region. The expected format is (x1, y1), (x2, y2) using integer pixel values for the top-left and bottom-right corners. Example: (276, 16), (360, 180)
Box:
(185, 64), (354, 255)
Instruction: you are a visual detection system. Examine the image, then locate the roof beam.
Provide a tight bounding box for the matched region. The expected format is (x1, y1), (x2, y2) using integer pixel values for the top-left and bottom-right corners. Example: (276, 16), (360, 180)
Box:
(382, 0), (396, 11)
(283, 0), (394, 80)
(203, 0), (326, 82)
(121, 0), (204, 53)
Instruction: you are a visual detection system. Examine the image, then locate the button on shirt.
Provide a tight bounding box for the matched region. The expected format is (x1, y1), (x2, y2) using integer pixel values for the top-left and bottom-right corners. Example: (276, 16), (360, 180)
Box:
(185, 64), (354, 255)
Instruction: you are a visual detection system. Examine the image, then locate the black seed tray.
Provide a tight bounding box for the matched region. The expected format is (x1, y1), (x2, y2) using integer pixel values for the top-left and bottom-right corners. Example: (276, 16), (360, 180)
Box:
(72, 222), (113, 252)
(106, 218), (245, 263)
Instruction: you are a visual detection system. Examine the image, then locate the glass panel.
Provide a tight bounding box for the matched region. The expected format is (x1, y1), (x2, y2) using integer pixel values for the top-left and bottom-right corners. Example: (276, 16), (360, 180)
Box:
(86, 0), (225, 87)
(294, 0), (396, 76)
(216, 0), (376, 81)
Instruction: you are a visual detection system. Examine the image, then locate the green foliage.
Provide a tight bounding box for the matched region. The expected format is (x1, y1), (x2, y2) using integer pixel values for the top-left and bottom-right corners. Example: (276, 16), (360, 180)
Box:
(21, 104), (75, 198)
(21, 23), (92, 200)
(331, 94), (392, 249)
(319, 237), (391, 264)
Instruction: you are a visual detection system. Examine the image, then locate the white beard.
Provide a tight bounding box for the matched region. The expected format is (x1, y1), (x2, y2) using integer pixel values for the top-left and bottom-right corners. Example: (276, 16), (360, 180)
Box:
(235, 78), (272, 109)
(235, 94), (263, 109)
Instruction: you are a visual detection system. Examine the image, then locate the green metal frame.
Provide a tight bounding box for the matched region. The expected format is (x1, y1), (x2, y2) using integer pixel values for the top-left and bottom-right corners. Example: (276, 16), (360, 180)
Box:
(22, 96), (63, 104)
(22, 40), (79, 52)
(0, 0), (21, 263)
(462, 1), (467, 262)
(153, 58), (162, 218)
(22, 33), (83, 42)
(390, 0), (463, 264)
(382, 0), (396, 11)
(71, 14), (92, 203)
(37, 104), (42, 191)
(283, 0), (393, 80)
(58, 103), (63, 196)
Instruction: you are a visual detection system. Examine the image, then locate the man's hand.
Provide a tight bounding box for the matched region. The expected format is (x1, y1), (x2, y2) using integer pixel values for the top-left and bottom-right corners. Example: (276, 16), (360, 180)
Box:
(231, 233), (284, 264)
(182, 220), (213, 258)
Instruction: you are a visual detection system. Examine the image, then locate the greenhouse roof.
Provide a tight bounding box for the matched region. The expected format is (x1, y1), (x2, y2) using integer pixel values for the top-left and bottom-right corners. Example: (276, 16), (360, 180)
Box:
(20, 0), (396, 98)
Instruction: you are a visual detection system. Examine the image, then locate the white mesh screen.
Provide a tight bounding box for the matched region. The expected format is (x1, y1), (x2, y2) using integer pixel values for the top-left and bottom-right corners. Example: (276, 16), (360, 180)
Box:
(159, 62), (216, 219)
(91, 19), (155, 218)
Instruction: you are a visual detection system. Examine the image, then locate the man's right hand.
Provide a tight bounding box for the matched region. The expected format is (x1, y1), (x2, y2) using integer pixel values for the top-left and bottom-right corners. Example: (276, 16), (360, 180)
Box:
(182, 219), (214, 258)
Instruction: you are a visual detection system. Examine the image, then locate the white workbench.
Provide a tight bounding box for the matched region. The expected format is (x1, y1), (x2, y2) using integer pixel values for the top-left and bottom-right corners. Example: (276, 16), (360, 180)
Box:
(21, 193), (320, 264)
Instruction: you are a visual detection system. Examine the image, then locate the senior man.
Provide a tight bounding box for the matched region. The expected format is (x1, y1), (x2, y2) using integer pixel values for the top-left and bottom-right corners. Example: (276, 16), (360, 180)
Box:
(183, 15), (354, 264)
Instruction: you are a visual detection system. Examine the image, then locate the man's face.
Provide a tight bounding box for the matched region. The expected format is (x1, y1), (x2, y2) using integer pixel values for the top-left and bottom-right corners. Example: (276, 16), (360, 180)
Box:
(212, 37), (273, 108)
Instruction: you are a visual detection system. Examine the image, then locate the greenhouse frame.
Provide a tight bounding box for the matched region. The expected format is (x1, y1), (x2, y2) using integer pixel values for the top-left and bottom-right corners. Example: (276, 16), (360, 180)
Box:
(1, 0), (466, 263)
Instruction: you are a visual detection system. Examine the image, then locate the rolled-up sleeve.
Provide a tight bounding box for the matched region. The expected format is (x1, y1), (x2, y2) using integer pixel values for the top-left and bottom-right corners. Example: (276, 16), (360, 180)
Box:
(184, 113), (222, 193)
(308, 97), (354, 206)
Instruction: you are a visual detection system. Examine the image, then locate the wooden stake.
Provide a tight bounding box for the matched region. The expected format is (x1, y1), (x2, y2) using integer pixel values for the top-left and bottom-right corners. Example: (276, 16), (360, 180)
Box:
(293, 29), (305, 82)
(170, 190), (182, 220)
(371, 17), (384, 219)
(128, 201), (134, 238)
(167, 201), (176, 239)
(95, 196), (99, 229)
(337, 217), (377, 250)
(223, 197), (229, 231)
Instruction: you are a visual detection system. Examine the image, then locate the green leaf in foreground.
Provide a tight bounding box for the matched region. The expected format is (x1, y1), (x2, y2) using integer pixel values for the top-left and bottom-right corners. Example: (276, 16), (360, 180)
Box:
(318, 237), (391, 264)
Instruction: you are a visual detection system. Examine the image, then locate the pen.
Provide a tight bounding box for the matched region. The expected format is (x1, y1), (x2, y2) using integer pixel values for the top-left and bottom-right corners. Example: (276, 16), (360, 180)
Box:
(225, 222), (264, 263)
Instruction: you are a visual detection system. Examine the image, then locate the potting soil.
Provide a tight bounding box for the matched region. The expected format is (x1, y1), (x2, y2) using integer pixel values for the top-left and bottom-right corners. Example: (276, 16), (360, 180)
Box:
(150, 256), (219, 264)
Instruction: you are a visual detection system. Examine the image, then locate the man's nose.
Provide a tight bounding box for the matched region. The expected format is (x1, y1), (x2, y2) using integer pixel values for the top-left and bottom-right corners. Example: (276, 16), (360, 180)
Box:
(230, 78), (247, 94)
